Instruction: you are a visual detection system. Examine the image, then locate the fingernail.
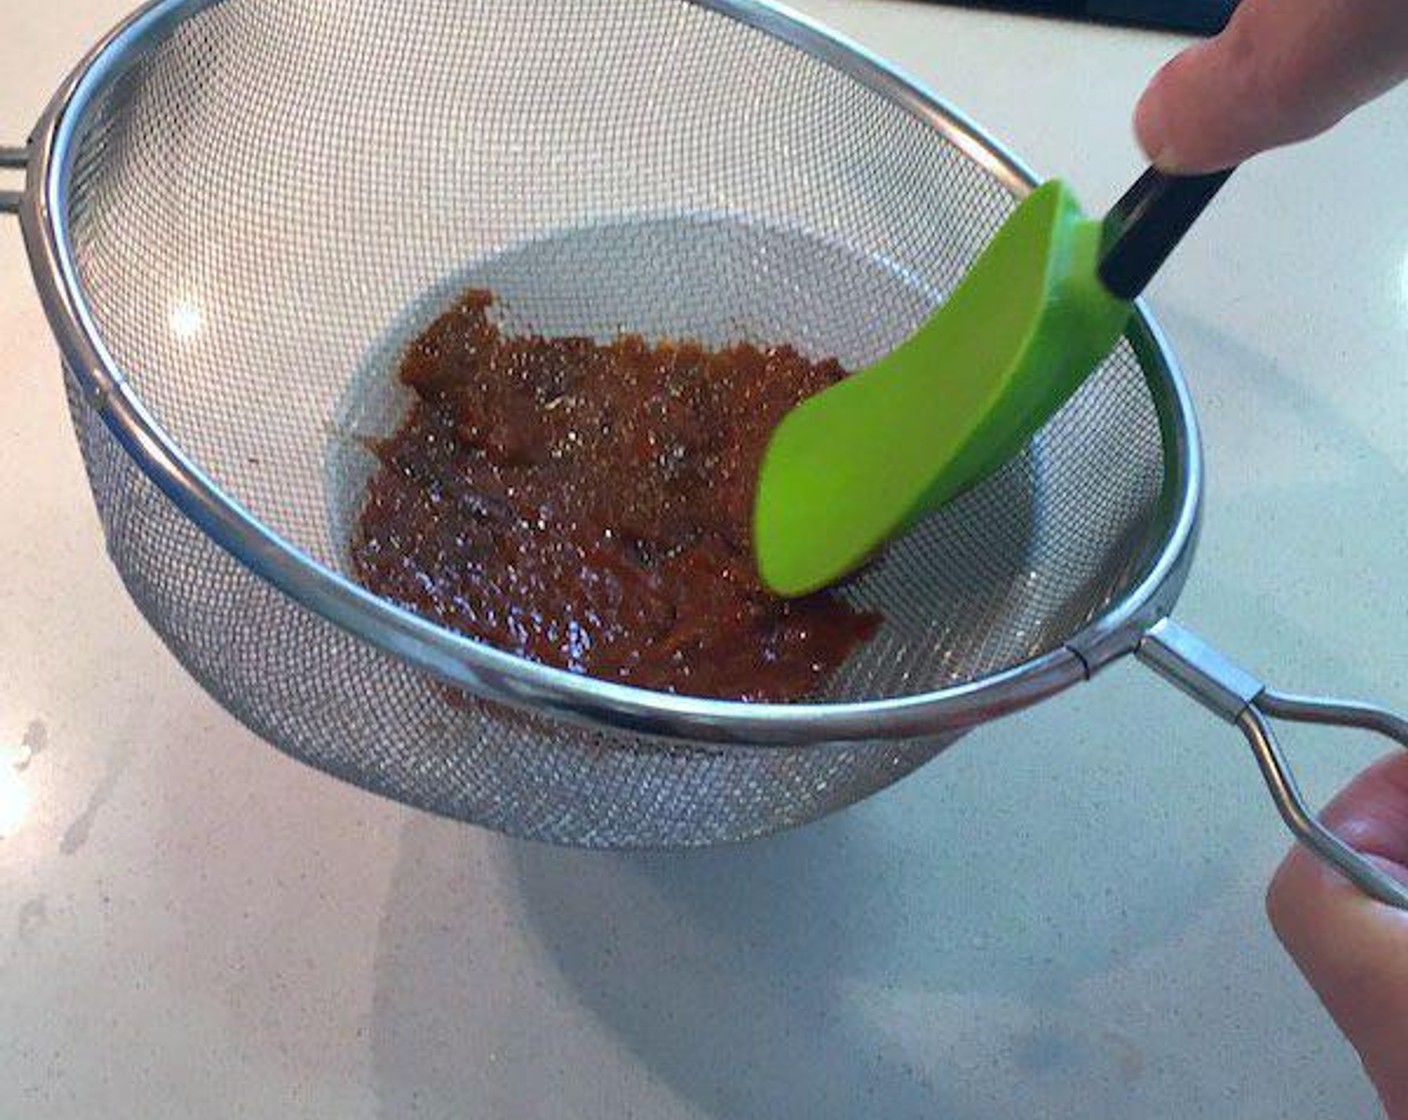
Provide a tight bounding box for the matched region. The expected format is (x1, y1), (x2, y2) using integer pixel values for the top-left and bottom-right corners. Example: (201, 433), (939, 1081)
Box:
(1134, 85), (1176, 168)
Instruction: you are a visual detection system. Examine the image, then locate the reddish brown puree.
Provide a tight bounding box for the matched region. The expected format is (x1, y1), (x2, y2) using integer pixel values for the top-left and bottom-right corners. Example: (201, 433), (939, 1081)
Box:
(352, 290), (879, 702)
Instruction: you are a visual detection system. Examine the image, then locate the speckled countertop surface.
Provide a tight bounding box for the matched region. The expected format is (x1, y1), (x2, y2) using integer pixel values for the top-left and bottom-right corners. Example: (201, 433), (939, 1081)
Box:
(2, 1), (1406, 1116)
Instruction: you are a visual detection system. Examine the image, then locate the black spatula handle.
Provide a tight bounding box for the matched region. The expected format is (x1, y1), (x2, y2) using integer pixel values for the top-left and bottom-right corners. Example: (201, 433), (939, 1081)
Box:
(1098, 166), (1234, 300)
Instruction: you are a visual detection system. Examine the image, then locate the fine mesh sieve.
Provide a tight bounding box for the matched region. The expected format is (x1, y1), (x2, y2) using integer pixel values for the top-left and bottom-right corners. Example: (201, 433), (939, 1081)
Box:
(6, 0), (1407, 902)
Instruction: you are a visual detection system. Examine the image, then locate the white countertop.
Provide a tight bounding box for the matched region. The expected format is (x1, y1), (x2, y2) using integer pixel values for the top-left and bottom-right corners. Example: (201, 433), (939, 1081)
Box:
(2, 2), (1405, 1116)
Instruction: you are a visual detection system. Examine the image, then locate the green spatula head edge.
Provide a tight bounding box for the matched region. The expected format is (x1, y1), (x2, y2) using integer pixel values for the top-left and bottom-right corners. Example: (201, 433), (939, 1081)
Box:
(754, 179), (1133, 598)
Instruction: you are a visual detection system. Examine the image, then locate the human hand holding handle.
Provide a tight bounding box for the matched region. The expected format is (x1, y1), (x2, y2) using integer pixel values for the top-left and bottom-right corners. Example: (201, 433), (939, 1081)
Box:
(1132, 3), (1408, 1113)
(1267, 753), (1408, 1119)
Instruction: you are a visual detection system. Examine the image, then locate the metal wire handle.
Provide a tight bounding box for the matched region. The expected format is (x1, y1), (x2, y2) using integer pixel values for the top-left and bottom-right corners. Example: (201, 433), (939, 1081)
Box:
(1140, 618), (1408, 909)
(0, 146), (25, 215)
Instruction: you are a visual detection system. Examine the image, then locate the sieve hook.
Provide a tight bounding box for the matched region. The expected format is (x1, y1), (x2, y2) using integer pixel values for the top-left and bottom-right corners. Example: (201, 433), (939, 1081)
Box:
(0, 145), (26, 215)
(1138, 618), (1408, 910)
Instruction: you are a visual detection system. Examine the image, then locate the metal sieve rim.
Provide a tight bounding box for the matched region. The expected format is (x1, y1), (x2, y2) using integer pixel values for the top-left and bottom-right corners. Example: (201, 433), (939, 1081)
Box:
(15, 0), (1202, 747)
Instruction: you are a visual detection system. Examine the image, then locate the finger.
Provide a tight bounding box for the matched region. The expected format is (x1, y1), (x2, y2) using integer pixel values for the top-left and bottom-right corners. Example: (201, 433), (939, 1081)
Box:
(1134, 0), (1408, 172)
(1267, 751), (1408, 1118)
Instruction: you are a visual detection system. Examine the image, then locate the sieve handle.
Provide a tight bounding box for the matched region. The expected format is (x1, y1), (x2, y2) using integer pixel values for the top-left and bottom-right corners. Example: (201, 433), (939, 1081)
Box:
(0, 145), (26, 215)
(1138, 618), (1408, 910)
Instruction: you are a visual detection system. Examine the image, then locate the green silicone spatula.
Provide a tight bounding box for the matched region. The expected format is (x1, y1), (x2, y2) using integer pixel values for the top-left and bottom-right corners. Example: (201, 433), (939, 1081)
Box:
(754, 166), (1232, 597)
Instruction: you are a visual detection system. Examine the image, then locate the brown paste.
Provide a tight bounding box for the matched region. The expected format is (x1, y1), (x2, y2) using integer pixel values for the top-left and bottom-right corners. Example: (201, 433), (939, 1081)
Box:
(351, 290), (878, 702)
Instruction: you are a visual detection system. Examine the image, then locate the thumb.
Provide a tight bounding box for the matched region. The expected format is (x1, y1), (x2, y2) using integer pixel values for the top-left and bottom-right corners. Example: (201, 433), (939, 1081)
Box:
(1266, 750), (1408, 1120)
(1134, 0), (1408, 172)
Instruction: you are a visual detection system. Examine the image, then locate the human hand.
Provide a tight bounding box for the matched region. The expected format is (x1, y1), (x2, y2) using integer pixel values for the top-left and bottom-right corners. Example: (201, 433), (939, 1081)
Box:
(1134, 0), (1408, 172)
(1267, 752), (1408, 1119)
(1135, 4), (1408, 1111)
